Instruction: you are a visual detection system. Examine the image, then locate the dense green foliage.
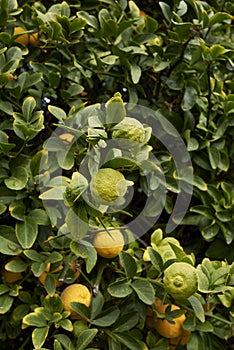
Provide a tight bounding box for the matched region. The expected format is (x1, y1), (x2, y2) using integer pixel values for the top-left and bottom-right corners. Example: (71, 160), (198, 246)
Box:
(0, 0), (233, 349)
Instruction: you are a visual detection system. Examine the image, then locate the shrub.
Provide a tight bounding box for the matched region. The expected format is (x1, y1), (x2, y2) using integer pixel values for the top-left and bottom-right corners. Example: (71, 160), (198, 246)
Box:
(0, 1), (233, 349)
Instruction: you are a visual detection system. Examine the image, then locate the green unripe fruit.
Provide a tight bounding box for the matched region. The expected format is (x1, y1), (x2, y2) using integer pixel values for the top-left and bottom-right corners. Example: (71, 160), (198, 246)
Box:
(91, 168), (130, 203)
(112, 117), (145, 144)
(163, 262), (198, 300)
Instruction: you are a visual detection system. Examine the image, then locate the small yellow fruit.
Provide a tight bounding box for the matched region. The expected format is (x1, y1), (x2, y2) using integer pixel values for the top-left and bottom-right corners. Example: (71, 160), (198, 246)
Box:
(2, 257), (23, 283)
(38, 260), (81, 287)
(59, 133), (75, 145)
(38, 263), (64, 287)
(14, 26), (39, 47)
(93, 229), (125, 258)
(60, 284), (92, 319)
(169, 329), (191, 348)
(14, 26), (30, 46)
(154, 300), (186, 339)
(29, 32), (39, 47)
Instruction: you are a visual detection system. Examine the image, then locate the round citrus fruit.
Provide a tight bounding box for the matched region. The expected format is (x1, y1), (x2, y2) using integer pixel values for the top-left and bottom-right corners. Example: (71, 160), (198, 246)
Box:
(59, 133), (75, 145)
(93, 229), (125, 258)
(60, 283), (91, 319)
(38, 263), (64, 287)
(2, 257), (23, 283)
(163, 262), (198, 300)
(169, 329), (191, 348)
(29, 32), (39, 47)
(39, 260), (81, 287)
(14, 26), (30, 46)
(112, 117), (145, 144)
(153, 299), (186, 339)
(91, 168), (128, 202)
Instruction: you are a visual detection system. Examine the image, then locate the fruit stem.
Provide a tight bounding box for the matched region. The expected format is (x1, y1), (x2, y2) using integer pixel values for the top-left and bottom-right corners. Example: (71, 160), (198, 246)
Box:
(93, 261), (108, 296)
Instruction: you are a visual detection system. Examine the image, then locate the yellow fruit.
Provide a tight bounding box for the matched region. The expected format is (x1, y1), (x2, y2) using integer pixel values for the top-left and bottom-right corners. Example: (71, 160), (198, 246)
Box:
(163, 262), (198, 300)
(39, 263), (64, 287)
(169, 329), (191, 348)
(38, 260), (81, 287)
(93, 229), (125, 258)
(112, 117), (145, 144)
(60, 284), (92, 319)
(59, 133), (75, 145)
(91, 168), (128, 202)
(29, 32), (39, 47)
(14, 26), (39, 47)
(154, 299), (186, 339)
(14, 26), (30, 46)
(2, 257), (23, 283)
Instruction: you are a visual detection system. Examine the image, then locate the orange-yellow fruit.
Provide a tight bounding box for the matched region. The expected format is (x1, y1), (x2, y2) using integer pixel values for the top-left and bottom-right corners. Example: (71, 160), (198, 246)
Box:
(153, 298), (186, 339)
(59, 133), (75, 145)
(2, 257), (23, 283)
(169, 329), (191, 348)
(60, 283), (92, 319)
(14, 26), (30, 46)
(14, 26), (39, 47)
(93, 229), (125, 258)
(38, 260), (81, 287)
(38, 263), (64, 287)
(29, 32), (39, 47)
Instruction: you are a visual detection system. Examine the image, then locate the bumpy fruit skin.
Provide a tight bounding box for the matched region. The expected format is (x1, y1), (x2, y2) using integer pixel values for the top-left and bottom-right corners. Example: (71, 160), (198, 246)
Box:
(163, 262), (198, 300)
(93, 229), (125, 258)
(112, 117), (145, 144)
(2, 257), (23, 283)
(60, 284), (91, 319)
(91, 168), (127, 202)
(153, 299), (187, 339)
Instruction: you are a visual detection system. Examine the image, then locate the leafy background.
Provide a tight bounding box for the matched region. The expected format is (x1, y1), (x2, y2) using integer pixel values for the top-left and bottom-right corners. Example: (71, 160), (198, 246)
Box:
(0, 0), (233, 349)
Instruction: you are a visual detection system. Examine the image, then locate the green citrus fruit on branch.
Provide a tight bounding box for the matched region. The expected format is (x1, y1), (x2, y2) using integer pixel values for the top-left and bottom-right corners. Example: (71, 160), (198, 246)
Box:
(163, 262), (198, 300)
(112, 117), (145, 144)
(91, 168), (133, 203)
(93, 229), (125, 258)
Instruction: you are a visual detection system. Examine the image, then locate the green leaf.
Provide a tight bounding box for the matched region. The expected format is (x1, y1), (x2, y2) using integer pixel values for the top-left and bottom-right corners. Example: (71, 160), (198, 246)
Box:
(70, 241), (97, 274)
(22, 96), (36, 123)
(188, 295), (205, 323)
(77, 11), (99, 29)
(32, 326), (50, 349)
(76, 329), (98, 350)
(208, 12), (233, 27)
(66, 207), (89, 240)
(0, 294), (14, 314)
(113, 333), (148, 350)
(4, 166), (28, 190)
(91, 306), (120, 327)
(90, 291), (104, 320)
(131, 279), (155, 305)
(48, 105), (67, 121)
(119, 251), (137, 279)
(23, 310), (48, 327)
(112, 312), (138, 332)
(181, 82), (199, 111)
(147, 247), (163, 273)
(4, 258), (27, 273)
(159, 2), (172, 22)
(107, 278), (132, 298)
(16, 217), (38, 249)
(0, 225), (22, 255)
(130, 63), (141, 84)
